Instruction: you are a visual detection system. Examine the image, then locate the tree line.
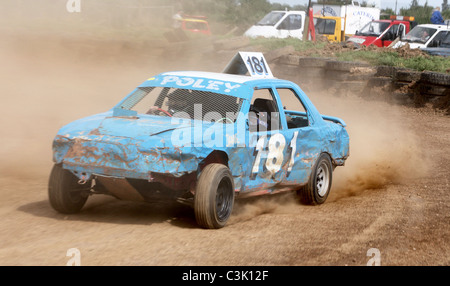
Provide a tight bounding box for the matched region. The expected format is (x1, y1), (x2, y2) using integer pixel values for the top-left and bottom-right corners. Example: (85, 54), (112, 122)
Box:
(177, 0), (449, 30)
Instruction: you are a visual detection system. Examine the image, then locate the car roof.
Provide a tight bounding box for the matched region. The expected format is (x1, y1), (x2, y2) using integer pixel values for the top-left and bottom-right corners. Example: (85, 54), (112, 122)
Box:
(139, 71), (294, 100)
(161, 71), (260, 84)
(414, 24), (450, 30)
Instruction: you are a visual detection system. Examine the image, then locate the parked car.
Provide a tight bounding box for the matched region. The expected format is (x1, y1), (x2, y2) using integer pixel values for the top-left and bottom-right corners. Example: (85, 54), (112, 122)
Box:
(393, 23), (450, 49)
(244, 10), (306, 39)
(347, 16), (417, 47)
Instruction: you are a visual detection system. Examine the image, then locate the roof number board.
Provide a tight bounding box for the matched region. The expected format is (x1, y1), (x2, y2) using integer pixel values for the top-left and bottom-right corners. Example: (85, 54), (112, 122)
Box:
(223, 52), (274, 78)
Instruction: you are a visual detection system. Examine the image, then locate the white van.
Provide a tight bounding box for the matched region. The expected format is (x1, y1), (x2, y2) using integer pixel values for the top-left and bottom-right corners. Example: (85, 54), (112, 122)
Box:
(393, 24), (450, 49)
(244, 11), (306, 39)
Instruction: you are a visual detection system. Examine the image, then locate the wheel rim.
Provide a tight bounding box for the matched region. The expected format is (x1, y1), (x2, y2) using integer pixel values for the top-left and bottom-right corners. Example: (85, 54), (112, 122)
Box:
(316, 162), (330, 197)
(216, 177), (233, 222)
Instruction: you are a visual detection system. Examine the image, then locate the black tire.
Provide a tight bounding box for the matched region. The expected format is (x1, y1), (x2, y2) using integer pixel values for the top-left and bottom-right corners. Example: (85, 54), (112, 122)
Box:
(48, 164), (89, 214)
(298, 154), (333, 205)
(325, 70), (374, 81)
(420, 71), (450, 86)
(298, 57), (330, 68)
(418, 83), (448, 96)
(279, 55), (301, 66)
(325, 60), (368, 72)
(375, 65), (395, 78)
(194, 164), (235, 229)
(394, 69), (421, 83)
(367, 76), (393, 88)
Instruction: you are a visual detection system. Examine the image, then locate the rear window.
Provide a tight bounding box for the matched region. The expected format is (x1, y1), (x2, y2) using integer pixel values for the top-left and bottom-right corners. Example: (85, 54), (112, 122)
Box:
(315, 18), (336, 35)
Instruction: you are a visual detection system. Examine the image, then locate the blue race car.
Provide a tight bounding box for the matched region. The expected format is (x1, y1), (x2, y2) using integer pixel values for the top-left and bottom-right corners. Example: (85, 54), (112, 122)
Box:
(49, 53), (349, 229)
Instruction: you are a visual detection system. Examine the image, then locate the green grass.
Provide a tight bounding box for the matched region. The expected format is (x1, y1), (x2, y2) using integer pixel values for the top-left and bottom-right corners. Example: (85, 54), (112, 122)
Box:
(250, 38), (328, 52)
(250, 38), (450, 73)
(336, 49), (450, 73)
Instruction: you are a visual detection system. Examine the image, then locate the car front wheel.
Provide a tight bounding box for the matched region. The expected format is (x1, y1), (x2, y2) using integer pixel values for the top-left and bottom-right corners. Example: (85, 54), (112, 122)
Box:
(48, 164), (89, 214)
(194, 164), (235, 229)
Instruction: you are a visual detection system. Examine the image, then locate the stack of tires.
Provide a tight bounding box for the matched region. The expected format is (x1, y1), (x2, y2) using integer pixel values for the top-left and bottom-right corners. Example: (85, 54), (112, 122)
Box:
(391, 69), (450, 107)
(274, 54), (449, 109)
(276, 56), (330, 91)
(392, 68), (422, 104)
(324, 61), (376, 97)
(362, 65), (396, 101)
(419, 72), (450, 98)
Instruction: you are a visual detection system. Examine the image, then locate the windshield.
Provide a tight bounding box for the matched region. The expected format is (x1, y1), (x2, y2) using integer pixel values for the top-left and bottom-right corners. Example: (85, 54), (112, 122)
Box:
(257, 12), (285, 26)
(356, 21), (390, 37)
(118, 87), (243, 123)
(402, 26), (437, 43)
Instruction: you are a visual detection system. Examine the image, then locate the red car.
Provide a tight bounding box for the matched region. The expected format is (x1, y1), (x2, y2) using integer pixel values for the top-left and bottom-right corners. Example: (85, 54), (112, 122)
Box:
(347, 16), (417, 47)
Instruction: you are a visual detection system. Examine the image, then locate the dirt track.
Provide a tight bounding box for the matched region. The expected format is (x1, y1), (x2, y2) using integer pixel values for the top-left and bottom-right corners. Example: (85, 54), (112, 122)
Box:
(0, 28), (449, 266)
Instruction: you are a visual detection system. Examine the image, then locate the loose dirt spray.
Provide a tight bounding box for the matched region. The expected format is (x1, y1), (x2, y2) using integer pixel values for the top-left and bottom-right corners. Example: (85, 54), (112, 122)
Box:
(230, 92), (431, 223)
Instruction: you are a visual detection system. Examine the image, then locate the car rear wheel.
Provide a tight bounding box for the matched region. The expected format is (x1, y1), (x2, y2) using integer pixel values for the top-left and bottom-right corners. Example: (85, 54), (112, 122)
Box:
(298, 154), (333, 205)
(48, 164), (89, 214)
(194, 164), (235, 229)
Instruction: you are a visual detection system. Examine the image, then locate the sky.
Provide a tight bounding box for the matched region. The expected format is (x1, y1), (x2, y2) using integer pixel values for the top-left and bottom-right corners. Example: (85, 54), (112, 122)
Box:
(268, 0), (445, 11)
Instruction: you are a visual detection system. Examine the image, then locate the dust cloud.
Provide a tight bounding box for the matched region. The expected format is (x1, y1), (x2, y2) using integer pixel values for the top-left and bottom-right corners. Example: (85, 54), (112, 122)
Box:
(229, 94), (431, 222)
(309, 93), (431, 201)
(0, 1), (431, 221)
(0, 1), (178, 181)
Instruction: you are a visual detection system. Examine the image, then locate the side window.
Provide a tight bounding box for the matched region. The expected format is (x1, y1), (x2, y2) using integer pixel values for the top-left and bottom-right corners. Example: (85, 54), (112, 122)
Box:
(278, 15), (302, 30)
(383, 24), (399, 41)
(442, 32), (450, 45)
(249, 88), (280, 132)
(389, 24), (399, 35)
(432, 31), (447, 44)
(289, 15), (302, 30)
(276, 88), (309, 129)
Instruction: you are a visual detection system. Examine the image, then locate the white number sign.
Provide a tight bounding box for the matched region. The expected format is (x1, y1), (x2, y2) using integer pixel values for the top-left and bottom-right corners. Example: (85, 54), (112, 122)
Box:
(239, 52), (273, 78)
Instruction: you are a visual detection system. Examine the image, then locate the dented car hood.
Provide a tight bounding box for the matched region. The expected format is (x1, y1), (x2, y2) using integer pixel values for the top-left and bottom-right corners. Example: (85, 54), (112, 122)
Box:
(53, 111), (224, 181)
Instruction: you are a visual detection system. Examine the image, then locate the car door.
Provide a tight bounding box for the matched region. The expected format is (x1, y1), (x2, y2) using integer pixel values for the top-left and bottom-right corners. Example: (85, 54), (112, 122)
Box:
(427, 30), (448, 47)
(243, 87), (289, 192)
(273, 87), (323, 186)
(381, 24), (401, 46)
(276, 14), (303, 38)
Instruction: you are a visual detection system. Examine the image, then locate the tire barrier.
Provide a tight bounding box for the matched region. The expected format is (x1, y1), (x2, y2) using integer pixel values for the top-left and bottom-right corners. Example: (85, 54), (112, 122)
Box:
(272, 55), (450, 111)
